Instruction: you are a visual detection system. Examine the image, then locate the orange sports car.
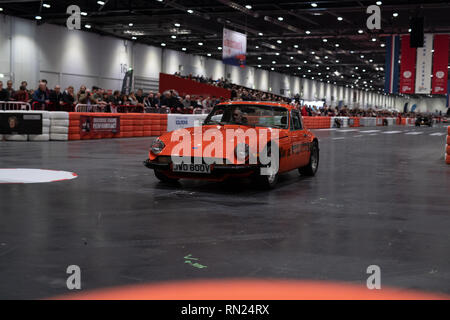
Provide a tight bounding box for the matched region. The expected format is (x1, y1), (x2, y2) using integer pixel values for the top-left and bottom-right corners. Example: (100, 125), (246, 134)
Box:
(144, 101), (319, 188)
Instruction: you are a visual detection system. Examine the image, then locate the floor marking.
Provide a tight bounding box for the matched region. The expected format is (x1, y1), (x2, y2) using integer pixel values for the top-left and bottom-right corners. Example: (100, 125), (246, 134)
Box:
(360, 130), (381, 133)
(332, 137), (345, 140)
(0, 169), (78, 184)
(353, 135), (363, 138)
(337, 129), (359, 132)
(382, 131), (402, 134)
(315, 128), (337, 131)
(405, 132), (424, 135)
(430, 132), (447, 136)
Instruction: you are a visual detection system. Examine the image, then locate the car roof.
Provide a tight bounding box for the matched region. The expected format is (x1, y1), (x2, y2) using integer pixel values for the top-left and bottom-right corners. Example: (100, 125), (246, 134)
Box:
(217, 101), (295, 111)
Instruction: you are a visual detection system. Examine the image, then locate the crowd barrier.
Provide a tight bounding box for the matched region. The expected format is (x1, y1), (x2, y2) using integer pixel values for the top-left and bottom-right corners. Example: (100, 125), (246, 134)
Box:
(0, 112), (426, 142)
(446, 126), (450, 164)
(0, 101), (32, 111)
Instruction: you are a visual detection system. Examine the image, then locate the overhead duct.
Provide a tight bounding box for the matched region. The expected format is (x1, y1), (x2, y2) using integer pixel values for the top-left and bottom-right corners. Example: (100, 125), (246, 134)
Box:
(263, 16), (303, 34)
(216, 0), (259, 18)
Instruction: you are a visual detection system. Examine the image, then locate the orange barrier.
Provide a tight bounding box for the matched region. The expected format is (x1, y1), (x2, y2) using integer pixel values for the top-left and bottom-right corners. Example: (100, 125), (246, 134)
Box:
(303, 117), (331, 129)
(68, 113), (168, 141)
(446, 126), (450, 164)
(54, 279), (450, 300)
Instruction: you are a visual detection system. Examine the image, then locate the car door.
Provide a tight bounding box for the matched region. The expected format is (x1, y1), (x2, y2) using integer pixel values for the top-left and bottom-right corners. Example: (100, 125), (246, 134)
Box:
(290, 110), (310, 169)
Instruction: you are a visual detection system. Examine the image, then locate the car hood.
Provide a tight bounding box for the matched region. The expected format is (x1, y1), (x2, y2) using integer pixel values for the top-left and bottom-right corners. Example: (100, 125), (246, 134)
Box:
(153, 125), (288, 161)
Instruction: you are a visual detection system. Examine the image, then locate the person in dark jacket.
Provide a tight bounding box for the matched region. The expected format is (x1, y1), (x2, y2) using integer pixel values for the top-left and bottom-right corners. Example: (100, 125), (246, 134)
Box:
(49, 85), (64, 111)
(0, 81), (10, 101)
(32, 82), (50, 110)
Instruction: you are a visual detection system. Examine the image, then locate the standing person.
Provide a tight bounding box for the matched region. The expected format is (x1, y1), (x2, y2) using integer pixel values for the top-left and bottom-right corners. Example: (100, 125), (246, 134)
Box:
(32, 82), (50, 110)
(49, 85), (64, 111)
(6, 80), (15, 100)
(0, 81), (10, 101)
(62, 86), (75, 111)
(13, 85), (29, 103)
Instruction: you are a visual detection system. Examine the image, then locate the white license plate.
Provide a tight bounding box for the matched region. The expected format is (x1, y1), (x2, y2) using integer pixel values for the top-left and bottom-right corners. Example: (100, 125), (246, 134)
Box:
(173, 163), (211, 174)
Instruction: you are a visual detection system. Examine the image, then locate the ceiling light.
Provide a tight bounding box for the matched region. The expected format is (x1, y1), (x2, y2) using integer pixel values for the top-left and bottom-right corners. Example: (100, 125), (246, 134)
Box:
(298, 67), (301, 70)
(358, 29), (364, 34)
(85, 24), (91, 29)
(369, 59), (373, 62)
(323, 39), (327, 42)
(43, 3), (51, 8)
(335, 60), (339, 63)
(207, 53), (212, 57)
(258, 65), (261, 68)
(294, 45), (299, 48)
(315, 56), (320, 59)
(286, 64), (290, 67)
(258, 32), (263, 36)
(376, 1), (382, 5)
(97, 1), (105, 5)
(161, 43), (166, 47)
(187, 9), (194, 14)
(304, 60), (307, 63)
(305, 30), (311, 34)
(255, 46), (259, 49)
(132, 36), (137, 40)
(355, 66), (359, 69)
(393, 12), (398, 17)
(372, 38), (377, 42)
(174, 23), (181, 27)
(277, 40), (282, 44)
(271, 67), (275, 71)
(129, 23), (134, 27)
(275, 52), (280, 56)
(311, 3), (318, 7)
(35, 16), (42, 20)
(171, 35), (177, 39)
(324, 56), (328, 59)
(380, 43), (385, 47)
(245, 5), (252, 9)
(277, 17), (284, 21)
(290, 56), (294, 60)
(81, 12), (88, 16)
(408, 28), (411, 32)
(182, 48), (187, 51)
(335, 44), (339, 47)
(218, 46), (222, 50)
(272, 61), (276, 64)
(198, 42), (203, 46)
(360, 55), (365, 58)
(337, 17), (343, 21)
(0, 8), (3, 12)
(258, 57), (262, 60)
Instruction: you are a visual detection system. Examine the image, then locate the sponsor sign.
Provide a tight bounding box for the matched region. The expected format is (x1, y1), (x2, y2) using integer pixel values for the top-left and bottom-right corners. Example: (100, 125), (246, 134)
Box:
(415, 34), (434, 94)
(431, 34), (449, 95)
(222, 28), (247, 68)
(0, 113), (42, 134)
(80, 116), (120, 136)
(399, 35), (416, 94)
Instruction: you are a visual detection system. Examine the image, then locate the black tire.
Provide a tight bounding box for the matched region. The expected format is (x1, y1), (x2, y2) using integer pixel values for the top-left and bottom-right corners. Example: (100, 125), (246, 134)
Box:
(154, 170), (179, 183)
(299, 141), (319, 176)
(254, 143), (279, 189)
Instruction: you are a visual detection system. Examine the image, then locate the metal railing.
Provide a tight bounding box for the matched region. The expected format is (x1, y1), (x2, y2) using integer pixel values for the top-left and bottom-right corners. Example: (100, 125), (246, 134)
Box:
(0, 101), (32, 111)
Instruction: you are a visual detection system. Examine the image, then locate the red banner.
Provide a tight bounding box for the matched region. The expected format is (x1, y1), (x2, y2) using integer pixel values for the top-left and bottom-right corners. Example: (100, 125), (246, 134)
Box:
(159, 73), (231, 99)
(399, 35), (416, 94)
(432, 34), (449, 95)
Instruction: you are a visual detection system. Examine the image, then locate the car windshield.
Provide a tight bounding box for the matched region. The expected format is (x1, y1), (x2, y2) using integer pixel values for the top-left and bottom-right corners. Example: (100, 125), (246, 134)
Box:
(204, 104), (289, 129)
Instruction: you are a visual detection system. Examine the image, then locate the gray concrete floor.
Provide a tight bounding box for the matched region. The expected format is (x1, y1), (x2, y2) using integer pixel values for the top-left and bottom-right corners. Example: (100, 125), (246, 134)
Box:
(1, 125), (450, 299)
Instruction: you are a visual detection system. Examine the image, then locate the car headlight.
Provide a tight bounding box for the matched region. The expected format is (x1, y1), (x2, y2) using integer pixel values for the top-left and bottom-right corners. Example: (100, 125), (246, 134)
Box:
(151, 139), (165, 155)
(235, 143), (249, 161)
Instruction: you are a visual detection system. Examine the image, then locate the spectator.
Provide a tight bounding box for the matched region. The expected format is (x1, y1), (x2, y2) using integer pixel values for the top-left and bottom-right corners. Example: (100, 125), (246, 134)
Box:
(6, 80), (15, 100)
(77, 85), (96, 105)
(49, 85), (64, 110)
(62, 86), (75, 111)
(32, 81), (50, 110)
(0, 81), (10, 101)
(135, 89), (145, 108)
(13, 85), (30, 103)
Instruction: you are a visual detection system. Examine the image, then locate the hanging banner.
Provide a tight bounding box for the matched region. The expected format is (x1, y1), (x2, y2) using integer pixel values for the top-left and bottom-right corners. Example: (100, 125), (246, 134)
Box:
(431, 34), (449, 95)
(222, 28), (247, 68)
(399, 35), (416, 94)
(384, 35), (400, 94)
(415, 34), (434, 94)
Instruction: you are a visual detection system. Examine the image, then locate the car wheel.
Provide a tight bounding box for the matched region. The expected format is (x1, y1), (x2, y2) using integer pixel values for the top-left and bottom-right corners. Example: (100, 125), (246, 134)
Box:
(254, 143), (279, 189)
(299, 141), (319, 176)
(154, 170), (179, 183)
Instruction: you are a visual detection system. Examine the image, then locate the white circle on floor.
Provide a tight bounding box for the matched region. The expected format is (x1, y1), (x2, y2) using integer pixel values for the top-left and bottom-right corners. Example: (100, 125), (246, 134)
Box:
(0, 169), (78, 184)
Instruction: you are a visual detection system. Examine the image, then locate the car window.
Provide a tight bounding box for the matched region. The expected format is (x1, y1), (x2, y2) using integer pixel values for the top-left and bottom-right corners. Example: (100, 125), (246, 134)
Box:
(291, 111), (303, 130)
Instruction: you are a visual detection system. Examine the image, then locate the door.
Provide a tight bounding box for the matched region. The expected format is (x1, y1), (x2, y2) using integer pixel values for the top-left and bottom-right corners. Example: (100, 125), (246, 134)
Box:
(290, 110), (310, 169)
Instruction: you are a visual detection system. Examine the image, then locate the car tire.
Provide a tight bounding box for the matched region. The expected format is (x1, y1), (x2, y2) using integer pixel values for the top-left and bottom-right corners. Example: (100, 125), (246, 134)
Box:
(254, 143), (279, 189)
(154, 170), (179, 183)
(299, 140), (319, 176)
